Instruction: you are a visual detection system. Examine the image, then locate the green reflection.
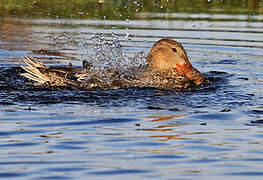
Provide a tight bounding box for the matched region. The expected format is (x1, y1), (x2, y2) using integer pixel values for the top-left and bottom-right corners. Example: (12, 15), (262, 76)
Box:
(0, 0), (263, 19)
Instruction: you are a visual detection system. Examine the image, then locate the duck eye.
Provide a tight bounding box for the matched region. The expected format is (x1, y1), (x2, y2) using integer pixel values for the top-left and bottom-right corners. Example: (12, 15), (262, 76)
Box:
(171, 48), (177, 52)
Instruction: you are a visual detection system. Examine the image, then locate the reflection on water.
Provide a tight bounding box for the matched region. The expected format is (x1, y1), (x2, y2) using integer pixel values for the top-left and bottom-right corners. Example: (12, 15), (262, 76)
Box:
(1, 8), (263, 180)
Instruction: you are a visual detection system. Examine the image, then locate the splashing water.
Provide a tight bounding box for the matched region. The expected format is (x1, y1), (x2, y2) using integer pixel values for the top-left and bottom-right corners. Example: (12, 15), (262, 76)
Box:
(77, 35), (147, 87)
(89, 36), (130, 71)
(82, 36), (147, 71)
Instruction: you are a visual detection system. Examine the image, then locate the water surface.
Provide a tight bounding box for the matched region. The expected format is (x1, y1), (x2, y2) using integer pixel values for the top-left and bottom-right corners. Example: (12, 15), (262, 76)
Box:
(1, 10), (263, 179)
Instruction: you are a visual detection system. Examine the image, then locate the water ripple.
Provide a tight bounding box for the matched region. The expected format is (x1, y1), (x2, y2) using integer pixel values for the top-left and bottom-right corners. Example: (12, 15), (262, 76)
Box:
(0, 14), (263, 179)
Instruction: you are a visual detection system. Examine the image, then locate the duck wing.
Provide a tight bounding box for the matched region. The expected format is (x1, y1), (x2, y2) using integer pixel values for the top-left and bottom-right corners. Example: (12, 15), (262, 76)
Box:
(20, 55), (87, 87)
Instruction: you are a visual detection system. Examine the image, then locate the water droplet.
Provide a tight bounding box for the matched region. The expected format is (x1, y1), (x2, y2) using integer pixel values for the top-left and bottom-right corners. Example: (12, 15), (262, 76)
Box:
(125, 33), (130, 39)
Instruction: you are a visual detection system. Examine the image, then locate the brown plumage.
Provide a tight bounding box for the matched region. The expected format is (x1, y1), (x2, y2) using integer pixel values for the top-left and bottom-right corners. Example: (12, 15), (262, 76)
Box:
(20, 39), (208, 90)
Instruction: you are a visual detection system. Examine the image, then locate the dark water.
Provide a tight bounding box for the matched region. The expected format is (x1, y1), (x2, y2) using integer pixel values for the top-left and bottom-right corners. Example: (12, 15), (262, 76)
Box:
(1, 13), (263, 179)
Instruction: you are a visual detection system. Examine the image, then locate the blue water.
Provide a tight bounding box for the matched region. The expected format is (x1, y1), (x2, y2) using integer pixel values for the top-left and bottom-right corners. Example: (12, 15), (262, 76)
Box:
(0, 14), (263, 179)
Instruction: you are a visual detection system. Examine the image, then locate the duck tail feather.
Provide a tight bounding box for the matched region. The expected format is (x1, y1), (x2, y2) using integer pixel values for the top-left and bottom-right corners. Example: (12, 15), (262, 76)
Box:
(20, 56), (52, 84)
(21, 73), (48, 84)
(20, 65), (50, 82)
(23, 55), (47, 69)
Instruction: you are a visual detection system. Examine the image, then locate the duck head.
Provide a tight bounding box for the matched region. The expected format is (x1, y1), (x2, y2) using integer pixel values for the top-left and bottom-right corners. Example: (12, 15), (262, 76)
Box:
(147, 38), (207, 85)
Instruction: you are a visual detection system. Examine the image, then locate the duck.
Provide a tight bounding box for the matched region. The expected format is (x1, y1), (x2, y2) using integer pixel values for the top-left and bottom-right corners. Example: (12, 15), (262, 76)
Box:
(20, 38), (208, 90)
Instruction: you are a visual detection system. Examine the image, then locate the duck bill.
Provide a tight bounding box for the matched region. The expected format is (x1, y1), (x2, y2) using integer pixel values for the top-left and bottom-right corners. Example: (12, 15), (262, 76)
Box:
(175, 62), (207, 85)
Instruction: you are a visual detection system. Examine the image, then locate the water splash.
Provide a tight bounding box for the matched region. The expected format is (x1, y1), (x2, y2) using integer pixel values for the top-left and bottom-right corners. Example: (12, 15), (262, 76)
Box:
(85, 36), (146, 71)
(77, 35), (147, 87)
